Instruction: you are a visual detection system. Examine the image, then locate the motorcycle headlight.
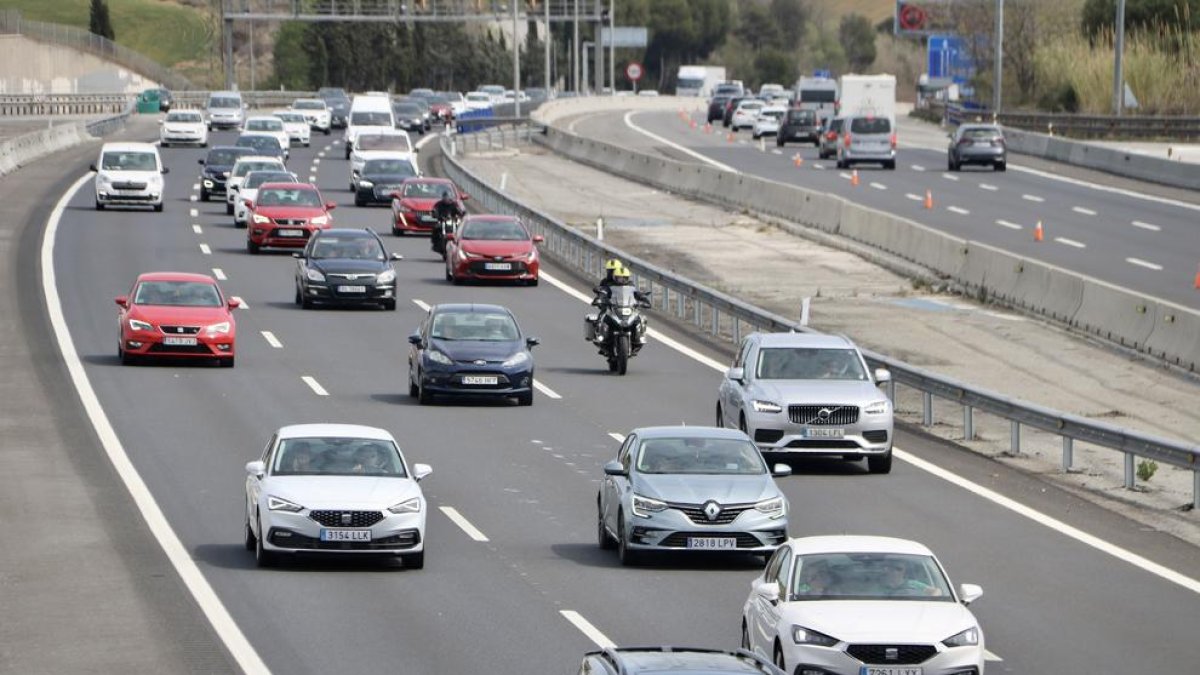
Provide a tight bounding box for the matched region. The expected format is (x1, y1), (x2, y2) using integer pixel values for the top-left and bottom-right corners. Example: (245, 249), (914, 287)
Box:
(755, 496), (786, 518)
(267, 495), (304, 512)
(618, 307), (633, 316)
(792, 625), (838, 647)
(427, 350), (453, 365)
(376, 269), (395, 284)
(631, 493), (668, 518)
(128, 318), (153, 332)
(387, 497), (422, 514)
(205, 321), (231, 335)
(311, 215), (330, 225)
(865, 400), (890, 415)
(502, 351), (529, 368)
(752, 400), (783, 413)
(359, 180), (374, 188)
(252, 213), (271, 224)
(942, 627), (980, 648)
(305, 268), (325, 282)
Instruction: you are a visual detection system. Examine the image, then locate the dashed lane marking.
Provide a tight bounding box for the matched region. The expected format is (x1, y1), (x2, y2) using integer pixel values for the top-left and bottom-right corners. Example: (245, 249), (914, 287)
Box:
(301, 376), (328, 396)
(869, 182), (887, 190)
(532, 379), (562, 400)
(608, 432), (626, 442)
(439, 506), (489, 542)
(947, 206), (970, 215)
(212, 268), (226, 280)
(905, 193), (923, 201)
(412, 298), (431, 311)
(192, 224), (202, 234)
(979, 183), (998, 191)
(1055, 237), (1086, 249)
(189, 208), (198, 218)
(1131, 220), (1161, 232)
(995, 219), (1023, 230)
(1022, 194), (1045, 203)
(1126, 258), (1162, 271)
(261, 331), (283, 348)
(911, 164), (925, 171)
(942, 173), (960, 181)
(191, 183), (200, 191)
(189, 195), (198, 202)
(199, 243), (212, 255)
(560, 611), (616, 650)
(1072, 206), (1097, 216)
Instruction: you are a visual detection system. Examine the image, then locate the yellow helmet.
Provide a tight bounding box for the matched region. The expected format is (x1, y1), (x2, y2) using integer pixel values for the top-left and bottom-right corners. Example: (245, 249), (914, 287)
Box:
(614, 266), (632, 279)
(605, 258), (623, 271)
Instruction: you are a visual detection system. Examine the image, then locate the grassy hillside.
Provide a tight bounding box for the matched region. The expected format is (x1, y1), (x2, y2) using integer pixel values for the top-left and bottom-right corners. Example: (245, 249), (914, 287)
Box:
(807, 0), (893, 27)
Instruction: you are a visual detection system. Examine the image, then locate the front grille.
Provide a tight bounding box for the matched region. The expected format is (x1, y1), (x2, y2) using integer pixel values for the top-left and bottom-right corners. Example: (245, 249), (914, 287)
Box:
(327, 273), (377, 283)
(669, 502), (754, 526)
(467, 261), (528, 276)
(846, 644), (937, 665)
(659, 532), (766, 548)
(274, 218), (308, 226)
(863, 430), (889, 443)
(308, 510), (383, 528)
(269, 528), (420, 551)
(788, 405), (859, 425)
(373, 185), (401, 198)
(147, 343), (212, 354)
(785, 439), (862, 449)
(754, 429), (784, 444)
(112, 181), (148, 190)
(159, 325), (200, 335)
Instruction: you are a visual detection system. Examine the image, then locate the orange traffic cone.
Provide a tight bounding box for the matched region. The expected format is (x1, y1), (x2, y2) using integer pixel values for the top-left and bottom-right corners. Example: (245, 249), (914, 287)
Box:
(690, 119), (697, 129)
(923, 189), (933, 210)
(793, 153), (804, 167)
(1194, 264), (1200, 289)
(704, 123), (712, 134)
(727, 132), (735, 143)
(850, 170), (860, 186)
(1034, 220), (1044, 242)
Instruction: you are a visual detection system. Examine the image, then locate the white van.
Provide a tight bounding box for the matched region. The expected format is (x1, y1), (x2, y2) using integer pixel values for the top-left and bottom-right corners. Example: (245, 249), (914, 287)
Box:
(91, 142), (168, 212)
(343, 95), (396, 159)
(206, 91), (246, 131)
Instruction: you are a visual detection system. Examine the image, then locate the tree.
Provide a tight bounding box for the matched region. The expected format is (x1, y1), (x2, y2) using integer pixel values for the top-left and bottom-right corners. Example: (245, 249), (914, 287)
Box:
(754, 48), (799, 88)
(735, 2), (781, 52)
(839, 13), (876, 72)
(271, 22), (311, 89)
(89, 0), (115, 41)
(770, 0), (808, 48)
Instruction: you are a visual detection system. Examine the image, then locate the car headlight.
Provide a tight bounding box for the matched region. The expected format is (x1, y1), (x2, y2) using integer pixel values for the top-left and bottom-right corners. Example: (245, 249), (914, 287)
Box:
(502, 351), (529, 368)
(387, 497), (422, 514)
(267, 495), (304, 512)
(252, 213), (270, 224)
(96, 173), (112, 185)
(943, 627), (980, 648)
(754, 496), (786, 518)
(376, 269), (395, 284)
(792, 625), (838, 647)
(205, 321), (231, 335)
(128, 318), (153, 332)
(305, 268), (325, 282)
(752, 400), (782, 413)
(631, 493), (668, 518)
(865, 400), (890, 415)
(359, 180), (374, 188)
(427, 350), (453, 365)
(311, 215), (330, 225)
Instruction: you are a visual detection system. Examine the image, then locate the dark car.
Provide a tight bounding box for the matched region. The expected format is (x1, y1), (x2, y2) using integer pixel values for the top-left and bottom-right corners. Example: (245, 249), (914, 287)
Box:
(395, 96), (433, 130)
(722, 96), (746, 128)
(235, 134), (286, 161)
(579, 648), (783, 675)
(392, 102), (426, 134)
(355, 157), (420, 207)
(777, 108), (820, 147)
(294, 228), (401, 310)
(197, 146), (256, 202)
(318, 88), (351, 128)
(948, 123), (1007, 171)
(407, 303), (538, 406)
(707, 95), (731, 123)
(816, 116), (845, 160)
(145, 87), (173, 112)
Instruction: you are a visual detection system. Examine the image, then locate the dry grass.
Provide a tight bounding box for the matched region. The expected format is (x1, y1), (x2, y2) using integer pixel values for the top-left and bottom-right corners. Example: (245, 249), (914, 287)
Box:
(806, 0), (893, 27)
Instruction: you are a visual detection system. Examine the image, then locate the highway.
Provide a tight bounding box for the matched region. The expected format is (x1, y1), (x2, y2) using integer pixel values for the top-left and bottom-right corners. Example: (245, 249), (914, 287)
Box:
(566, 109), (1200, 310)
(40, 127), (1200, 674)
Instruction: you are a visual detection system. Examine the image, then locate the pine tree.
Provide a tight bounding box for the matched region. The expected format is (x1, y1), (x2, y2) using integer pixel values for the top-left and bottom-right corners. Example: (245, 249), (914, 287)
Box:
(89, 0), (115, 41)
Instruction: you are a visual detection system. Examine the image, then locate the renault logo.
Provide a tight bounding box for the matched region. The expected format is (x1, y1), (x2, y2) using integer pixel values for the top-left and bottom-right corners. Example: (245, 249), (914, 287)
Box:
(703, 501), (722, 521)
(340, 512), (352, 526)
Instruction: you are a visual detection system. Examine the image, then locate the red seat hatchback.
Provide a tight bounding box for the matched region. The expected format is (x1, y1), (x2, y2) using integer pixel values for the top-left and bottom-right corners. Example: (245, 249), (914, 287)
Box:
(245, 182), (336, 254)
(116, 272), (240, 367)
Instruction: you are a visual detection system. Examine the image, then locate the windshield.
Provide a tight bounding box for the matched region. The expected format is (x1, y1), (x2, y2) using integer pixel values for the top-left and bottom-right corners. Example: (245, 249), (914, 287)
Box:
(245, 172), (293, 189)
(256, 188), (322, 207)
(850, 117), (891, 134)
(134, 281), (221, 307)
(431, 312), (519, 341)
(461, 219), (527, 241)
(607, 285), (640, 308)
(755, 347), (867, 381)
(272, 437), (406, 477)
(394, 104), (422, 116)
(311, 236), (383, 260)
(402, 181), (448, 197)
(246, 119), (283, 131)
(739, 101), (764, 111)
(788, 110), (816, 123)
(359, 135), (411, 152)
(101, 151), (157, 171)
(636, 437), (766, 475)
(761, 110), (785, 120)
(236, 136), (282, 152)
(800, 89), (837, 103)
(364, 159), (416, 176)
(677, 77), (704, 89)
(351, 111), (392, 126)
(791, 553), (953, 601)
(206, 149), (246, 166)
(715, 85), (742, 96)
(166, 112), (202, 123)
(275, 113), (305, 123)
(467, 93), (489, 102)
(209, 96), (240, 109)
(234, 161), (284, 177)
(961, 127), (1002, 141)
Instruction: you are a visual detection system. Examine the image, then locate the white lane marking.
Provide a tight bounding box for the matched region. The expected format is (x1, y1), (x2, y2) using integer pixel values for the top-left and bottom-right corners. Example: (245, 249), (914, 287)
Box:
(1022, 194), (1045, 203)
(439, 506), (489, 542)
(942, 173), (960, 181)
(623, 111), (738, 173)
(1072, 206), (1098, 216)
(308, 175), (317, 183)
(261, 331), (283, 348)
(813, 163), (826, 170)
(979, 183), (998, 191)
(995, 219), (1023, 230)
(191, 183), (200, 191)
(212, 268), (227, 280)
(192, 224), (202, 234)
(770, 149), (783, 155)
(895, 448), (1200, 595)
(189, 208), (198, 217)
(41, 173), (270, 674)
(905, 193), (923, 202)
(985, 650), (1004, 662)
(301, 376), (328, 396)
(189, 195), (198, 202)
(236, 298), (250, 310)
(415, 133), (441, 150)
(312, 157), (320, 165)
(1131, 220), (1161, 232)
(412, 298), (431, 311)
(869, 182), (887, 190)
(608, 432), (626, 442)
(560, 610), (616, 649)
(532, 379), (562, 399)
(911, 164), (926, 172)
(1126, 257), (1163, 271)
(317, 151), (325, 158)
(839, 172), (852, 180)
(199, 243), (212, 255)
(947, 206), (970, 215)
(1055, 237), (1087, 248)
(1010, 163), (1200, 213)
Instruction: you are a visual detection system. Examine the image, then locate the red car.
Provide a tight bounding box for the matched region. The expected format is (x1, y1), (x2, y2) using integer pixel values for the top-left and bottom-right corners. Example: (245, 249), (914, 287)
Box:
(115, 272), (240, 367)
(390, 177), (467, 236)
(445, 215), (542, 286)
(245, 182), (335, 254)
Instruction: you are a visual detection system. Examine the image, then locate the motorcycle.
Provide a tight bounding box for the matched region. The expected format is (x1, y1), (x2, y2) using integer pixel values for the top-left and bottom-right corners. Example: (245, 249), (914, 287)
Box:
(431, 214), (460, 258)
(585, 285), (651, 375)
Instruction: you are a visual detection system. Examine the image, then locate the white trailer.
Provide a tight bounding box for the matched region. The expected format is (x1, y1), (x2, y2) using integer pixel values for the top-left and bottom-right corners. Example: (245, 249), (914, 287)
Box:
(836, 74), (896, 121)
(675, 65), (727, 97)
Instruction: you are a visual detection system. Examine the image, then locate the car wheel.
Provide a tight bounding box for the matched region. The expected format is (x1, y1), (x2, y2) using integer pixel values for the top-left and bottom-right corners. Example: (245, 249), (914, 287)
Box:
(160, 141), (168, 148)
(616, 514), (640, 566)
(739, 413), (749, 436)
(774, 643), (786, 671)
(949, 158), (959, 171)
(225, 202), (233, 215)
(885, 160), (896, 170)
(715, 403), (724, 428)
(418, 380), (433, 405)
(741, 620), (751, 651)
(254, 517), (276, 568)
(94, 199), (105, 211)
(119, 345), (136, 366)
(867, 450), (893, 474)
(200, 189), (209, 202)
(401, 550), (425, 570)
(409, 376), (419, 398)
(244, 516), (256, 551)
(247, 240), (260, 254)
(996, 161), (1007, 172)
(527, 277), (539, 287)
(354, 196), (365, 207)
(154, 202), (163, 213)
(776, 137), (785, 147)
(324, 128), (331, 136)
(597, 500), (616, 550)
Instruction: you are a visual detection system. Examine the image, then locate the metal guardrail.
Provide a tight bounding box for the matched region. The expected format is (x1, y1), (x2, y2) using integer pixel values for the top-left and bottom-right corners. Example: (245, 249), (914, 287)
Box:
(925, 101), (1200, 139)
(169, 91), (319, 110)
(0, 94), (132, 117)
(439, 125), (1200, 509)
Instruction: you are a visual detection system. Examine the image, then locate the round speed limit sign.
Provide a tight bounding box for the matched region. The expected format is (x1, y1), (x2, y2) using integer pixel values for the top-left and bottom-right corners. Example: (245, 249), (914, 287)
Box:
(625, 62), (644, 82)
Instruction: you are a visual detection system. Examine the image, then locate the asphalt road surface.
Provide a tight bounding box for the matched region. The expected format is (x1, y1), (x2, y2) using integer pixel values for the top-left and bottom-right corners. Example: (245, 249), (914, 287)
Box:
(40, 128), (1200, 674)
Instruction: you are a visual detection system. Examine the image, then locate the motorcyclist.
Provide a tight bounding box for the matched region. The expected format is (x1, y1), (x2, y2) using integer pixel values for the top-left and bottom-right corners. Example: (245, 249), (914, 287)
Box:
(430, 190), (465, 254)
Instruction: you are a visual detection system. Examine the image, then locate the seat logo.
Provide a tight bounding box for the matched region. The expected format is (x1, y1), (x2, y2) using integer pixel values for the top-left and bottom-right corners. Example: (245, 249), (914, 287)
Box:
(885, 647), (899, 660)
(340, 512), (352, 526)
(703, 501), (722, 521)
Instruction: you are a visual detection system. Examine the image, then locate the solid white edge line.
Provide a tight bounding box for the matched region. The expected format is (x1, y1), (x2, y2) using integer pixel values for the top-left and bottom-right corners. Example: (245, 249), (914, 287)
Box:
(894, 448), (1200, 595)
(261, 331), (283, 348)
(1126, 257), (1163, 271)
(1072, 206), (1098, 216)
(1055, 237), (1087, 249)
(1131, 220), (1161, 232)
(212, 268), (226, 280)
(301, 376), (328, 396)
(412, 298), (431, 311)
(438, 506), (489, 542)
(623, 110), (738, 173)
(560, 610), (617, 649)
(1009, 163), (1200, 213)
(199, 243), (212, 255)
(532, 379), (562, 399)
(42, 174), (270, 673)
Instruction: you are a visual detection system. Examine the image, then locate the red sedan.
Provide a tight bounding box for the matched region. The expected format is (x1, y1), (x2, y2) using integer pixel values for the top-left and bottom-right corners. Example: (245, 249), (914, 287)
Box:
(116, 272), (240, 367)
(445, 215), (542, 286)
(390, 177), (466, 236)
(245, 182), (335, 254)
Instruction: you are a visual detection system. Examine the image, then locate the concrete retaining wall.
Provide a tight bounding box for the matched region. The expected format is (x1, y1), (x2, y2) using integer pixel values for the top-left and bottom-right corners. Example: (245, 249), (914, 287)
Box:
(1004, 126), (1200, 191)
(0, 35), (156, 94)
(0, 121), (87, 178)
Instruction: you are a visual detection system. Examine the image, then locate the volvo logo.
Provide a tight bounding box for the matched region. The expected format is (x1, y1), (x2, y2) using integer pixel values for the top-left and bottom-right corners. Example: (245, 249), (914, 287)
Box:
(703, 501), (722, 521)
(818, 408), (832, 420)
(340, 513), (352, 526)
(885, 647), (899, 661)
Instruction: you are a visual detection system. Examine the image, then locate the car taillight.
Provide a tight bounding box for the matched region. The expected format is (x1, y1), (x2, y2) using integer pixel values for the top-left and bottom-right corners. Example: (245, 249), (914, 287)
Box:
(826, 131), (836, 140)
(891, 133), (898, 149)
(843, 132), (852, 146)
(958, 137), (972, 145)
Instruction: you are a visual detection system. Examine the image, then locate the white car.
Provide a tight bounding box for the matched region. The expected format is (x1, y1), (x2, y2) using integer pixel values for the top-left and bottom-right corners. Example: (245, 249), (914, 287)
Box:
(743, 535), (986, 675)
(349, 131), (416, 189)
(91, 142), (167, 212)
(752, 106), (787, 140)
(225, 156), (288, 215)
(442, 91), (469, 116)
(159, 110), (208, 147)
(242, 116), (291, 155)
(272, 110), (311, 147)
(233, 169), (296, 228)
(731, 100), (765, 131)
(290, 98), (332, 134)
(244, 423), (431, 568)
(464, 91), (493, 111)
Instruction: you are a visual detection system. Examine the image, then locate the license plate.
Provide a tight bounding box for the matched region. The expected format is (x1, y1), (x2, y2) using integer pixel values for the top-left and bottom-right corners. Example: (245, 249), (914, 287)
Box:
(320, 529), (372, 542)
(973, 141), (992, 147)
(803, 428), (845, 438)
(162, 336), (197, 346)
(484, 262), (512, 271)
(462, 375), (498, 385)
(278, 229), (303, 237)
(687, 537), (736, 550)
(337, 285), (367, 293)
(420, 215), (436, 222)
(861, 668), (921, 675)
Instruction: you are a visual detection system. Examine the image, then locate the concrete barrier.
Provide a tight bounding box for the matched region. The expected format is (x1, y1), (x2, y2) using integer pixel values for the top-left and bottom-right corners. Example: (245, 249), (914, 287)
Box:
(1004, 127), (1200, 190)
(1145, 307), (1200, 371)
(1071, 281), (1159, 352)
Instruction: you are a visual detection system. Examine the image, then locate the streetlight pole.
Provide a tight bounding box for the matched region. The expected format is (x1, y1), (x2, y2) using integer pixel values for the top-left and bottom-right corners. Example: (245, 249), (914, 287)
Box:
(608, 0), (615, 95)
(1113, 0), (1126, 115)
(513, 0), (520, 117)
(992, 0), (1002, 115)
(544, 0), (551, 95)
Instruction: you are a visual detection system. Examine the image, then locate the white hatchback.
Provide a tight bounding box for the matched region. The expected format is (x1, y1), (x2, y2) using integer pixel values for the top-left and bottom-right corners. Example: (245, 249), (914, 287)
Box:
(752, 106), (787, 140)
(731, 99), (765, 131)
(272, 110), (311, 147)
(159, 110), (208, 147)
(242, 116), (291, 156)
(225, 156), (288, 215)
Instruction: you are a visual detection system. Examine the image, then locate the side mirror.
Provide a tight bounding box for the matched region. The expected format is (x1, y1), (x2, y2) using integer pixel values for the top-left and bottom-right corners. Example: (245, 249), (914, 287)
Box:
(243, 200), (253, 210)
(407, 333), (423, 346)
(753, 581), (780, 604)
(292, 252), (305, 259)
(390, 252), (404, 261)
(532, 234), (544, 244)
(114, 296), (129, 308)
(726, 367), (745, 382)
(197, 158), (206, 165)
(227, 297), (243, 309)
(412, 463), (433, 481)
(525, 336), (540, 348)
(460, 193), (470, 201)
(89, 163), (98, 172)
(157, 119), (164, 125)
(245, 460), (265, 478)
(603, 460), (626, 476)
(874, 368), (891, 385)
(959, 584), (983, 605)
(325, 202), (337, 211)
(161, 167), (170, 174)
(772, 463), (792, 477)
(445, 233), (456, 242)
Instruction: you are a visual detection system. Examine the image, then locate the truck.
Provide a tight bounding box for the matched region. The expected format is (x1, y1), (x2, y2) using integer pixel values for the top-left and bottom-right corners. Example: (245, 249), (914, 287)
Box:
(836, 74), (896, 122)
(794, 76), (839, 122)
(675, 65), (727, 98)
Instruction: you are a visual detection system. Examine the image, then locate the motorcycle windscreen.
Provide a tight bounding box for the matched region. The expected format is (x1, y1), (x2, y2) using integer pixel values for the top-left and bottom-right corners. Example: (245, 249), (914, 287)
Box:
(609, 285), (638, 307)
